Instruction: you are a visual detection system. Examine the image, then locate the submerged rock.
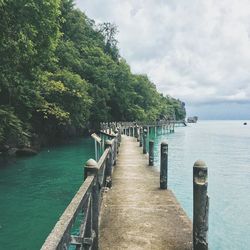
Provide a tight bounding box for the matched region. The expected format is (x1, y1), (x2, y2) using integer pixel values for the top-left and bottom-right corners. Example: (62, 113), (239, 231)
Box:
(16, 147), (38, 157)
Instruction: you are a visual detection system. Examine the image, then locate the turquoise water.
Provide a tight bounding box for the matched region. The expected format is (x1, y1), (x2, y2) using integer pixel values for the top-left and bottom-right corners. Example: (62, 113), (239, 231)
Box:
(153, 121), (250, 250)
(1, 122), (249, 249)
(0, 138), (94, 250)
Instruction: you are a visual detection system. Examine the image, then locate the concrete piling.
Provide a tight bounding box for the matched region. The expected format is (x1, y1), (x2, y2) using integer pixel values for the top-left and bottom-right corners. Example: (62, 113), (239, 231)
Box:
(160, 142), (168, 189)
(105, 140), (113, 188)
(143, 128), (147, 154)
(139, 127), (143, 147)
(149, 140), (154, 166)
(193, 160), (209, 250)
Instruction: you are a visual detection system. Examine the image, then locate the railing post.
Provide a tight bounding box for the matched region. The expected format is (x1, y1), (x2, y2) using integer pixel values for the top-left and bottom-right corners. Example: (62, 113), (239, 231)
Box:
(149, 140), (154, 166)
(105, 140), (113, 188)
(84, 158), (98, 180)
(139, 127), (143, 147)
(160, 142), (168, 189)
(130, 126), (133, 137)
(135, 125), (139, 140)
(116, 128), (121, 152)
(143, 128), (147, 154)
(118, 128), (122, 145)
(84, 159), (99, 249)
(193, 160), (209, 250)
(113, 134), (118, 165)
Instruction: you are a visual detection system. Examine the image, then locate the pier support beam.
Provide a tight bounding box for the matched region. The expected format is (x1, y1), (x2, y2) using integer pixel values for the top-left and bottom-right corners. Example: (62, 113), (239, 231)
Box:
(193, 160), (209, 250)
(160, 142), (168, 189)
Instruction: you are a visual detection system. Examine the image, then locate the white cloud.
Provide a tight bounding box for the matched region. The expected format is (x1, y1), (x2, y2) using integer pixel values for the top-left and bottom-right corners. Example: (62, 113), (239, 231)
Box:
(75, 0), (250, 113)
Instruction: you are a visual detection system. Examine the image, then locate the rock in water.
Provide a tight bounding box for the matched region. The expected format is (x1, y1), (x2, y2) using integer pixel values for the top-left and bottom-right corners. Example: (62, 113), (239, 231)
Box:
(16, 147), (38, 157)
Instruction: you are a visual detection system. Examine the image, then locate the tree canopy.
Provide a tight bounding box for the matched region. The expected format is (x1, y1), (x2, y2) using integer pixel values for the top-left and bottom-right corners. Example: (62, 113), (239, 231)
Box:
(0, 0), (186, 148)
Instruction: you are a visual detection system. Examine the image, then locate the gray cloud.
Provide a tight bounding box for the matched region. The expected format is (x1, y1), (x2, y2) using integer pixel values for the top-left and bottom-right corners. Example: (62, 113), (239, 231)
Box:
(75, 0), (250, 118)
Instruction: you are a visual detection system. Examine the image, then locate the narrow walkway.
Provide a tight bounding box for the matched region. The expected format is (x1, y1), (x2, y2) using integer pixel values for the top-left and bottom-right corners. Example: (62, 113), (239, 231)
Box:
(100, 136), (192, 250)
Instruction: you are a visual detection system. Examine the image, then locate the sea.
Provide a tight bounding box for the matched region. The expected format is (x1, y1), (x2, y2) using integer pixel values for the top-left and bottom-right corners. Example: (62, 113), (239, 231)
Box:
(0, 120), (249, 249)
(153, 120), (250, 250)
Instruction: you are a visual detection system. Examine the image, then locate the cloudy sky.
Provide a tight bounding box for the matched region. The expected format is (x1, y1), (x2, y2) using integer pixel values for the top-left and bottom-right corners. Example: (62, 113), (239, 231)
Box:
(75, 0), (250, 119)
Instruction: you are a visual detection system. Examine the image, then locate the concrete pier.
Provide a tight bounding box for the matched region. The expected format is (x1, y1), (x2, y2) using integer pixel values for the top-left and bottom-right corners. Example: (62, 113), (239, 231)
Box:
(100, 135), (192, 249)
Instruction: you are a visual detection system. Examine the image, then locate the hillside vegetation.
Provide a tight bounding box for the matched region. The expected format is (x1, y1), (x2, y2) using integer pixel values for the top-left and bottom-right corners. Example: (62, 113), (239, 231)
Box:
(0, 0), (185, 149)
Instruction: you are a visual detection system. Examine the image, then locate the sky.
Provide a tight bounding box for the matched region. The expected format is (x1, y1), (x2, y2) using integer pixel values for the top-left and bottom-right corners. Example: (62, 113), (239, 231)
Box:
(75, 0), (250, 119)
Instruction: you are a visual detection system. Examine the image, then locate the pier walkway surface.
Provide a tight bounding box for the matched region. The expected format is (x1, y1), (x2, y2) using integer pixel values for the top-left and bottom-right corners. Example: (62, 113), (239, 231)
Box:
(100, 135), (192, 250)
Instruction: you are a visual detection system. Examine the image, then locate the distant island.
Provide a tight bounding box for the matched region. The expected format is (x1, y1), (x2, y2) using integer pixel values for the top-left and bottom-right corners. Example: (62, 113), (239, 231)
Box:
(187, 116), (198, 123)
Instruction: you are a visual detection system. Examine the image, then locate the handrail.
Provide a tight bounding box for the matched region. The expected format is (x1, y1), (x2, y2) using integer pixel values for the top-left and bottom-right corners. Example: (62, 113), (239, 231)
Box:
(41, 176), (94, 249)
(100, 120), (185, 130)
(41, 129), (121, 250)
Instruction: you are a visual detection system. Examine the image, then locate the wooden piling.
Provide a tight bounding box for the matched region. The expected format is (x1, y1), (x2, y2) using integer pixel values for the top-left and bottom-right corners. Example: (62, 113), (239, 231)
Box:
(149, 140), (154, 166)
(193, 160), (209, 250)
(160, 142), (168, 189)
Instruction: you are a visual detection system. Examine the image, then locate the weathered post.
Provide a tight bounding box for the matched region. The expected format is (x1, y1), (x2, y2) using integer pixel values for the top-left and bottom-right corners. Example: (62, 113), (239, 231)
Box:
(149, 140), (154, 166)
(193, 160), (209, 250)
(109, 124), (112, 134)
(105, 140), (113, 188)
(160, 142), (168, 189)
(116, 128), (121, 151)
(139, 127), (143, 147)
(133, 125), (135, 137)
(137, 126), (140, 142)
(84, 159), (99, 249)
(135, 125), (139, 140)
(126, 127), (129, 136)
(113, 136), (117, 165)
(143, 128), (147, 154)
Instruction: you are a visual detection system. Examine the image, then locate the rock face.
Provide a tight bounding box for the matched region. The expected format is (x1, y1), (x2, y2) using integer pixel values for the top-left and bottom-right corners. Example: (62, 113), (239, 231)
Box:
(16, 147), (38, 157)
(187, 116), (198, 123)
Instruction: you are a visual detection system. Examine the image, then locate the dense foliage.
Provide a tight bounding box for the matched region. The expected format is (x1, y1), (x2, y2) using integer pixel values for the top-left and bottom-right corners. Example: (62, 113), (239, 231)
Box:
(0, 0), (185, 148)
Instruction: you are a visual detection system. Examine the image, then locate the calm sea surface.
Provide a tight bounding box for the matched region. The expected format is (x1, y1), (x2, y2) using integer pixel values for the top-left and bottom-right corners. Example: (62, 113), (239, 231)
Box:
(153, 120), (250, 250)
(0, 121), (249, 249)
(0, 138), (94, 250)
